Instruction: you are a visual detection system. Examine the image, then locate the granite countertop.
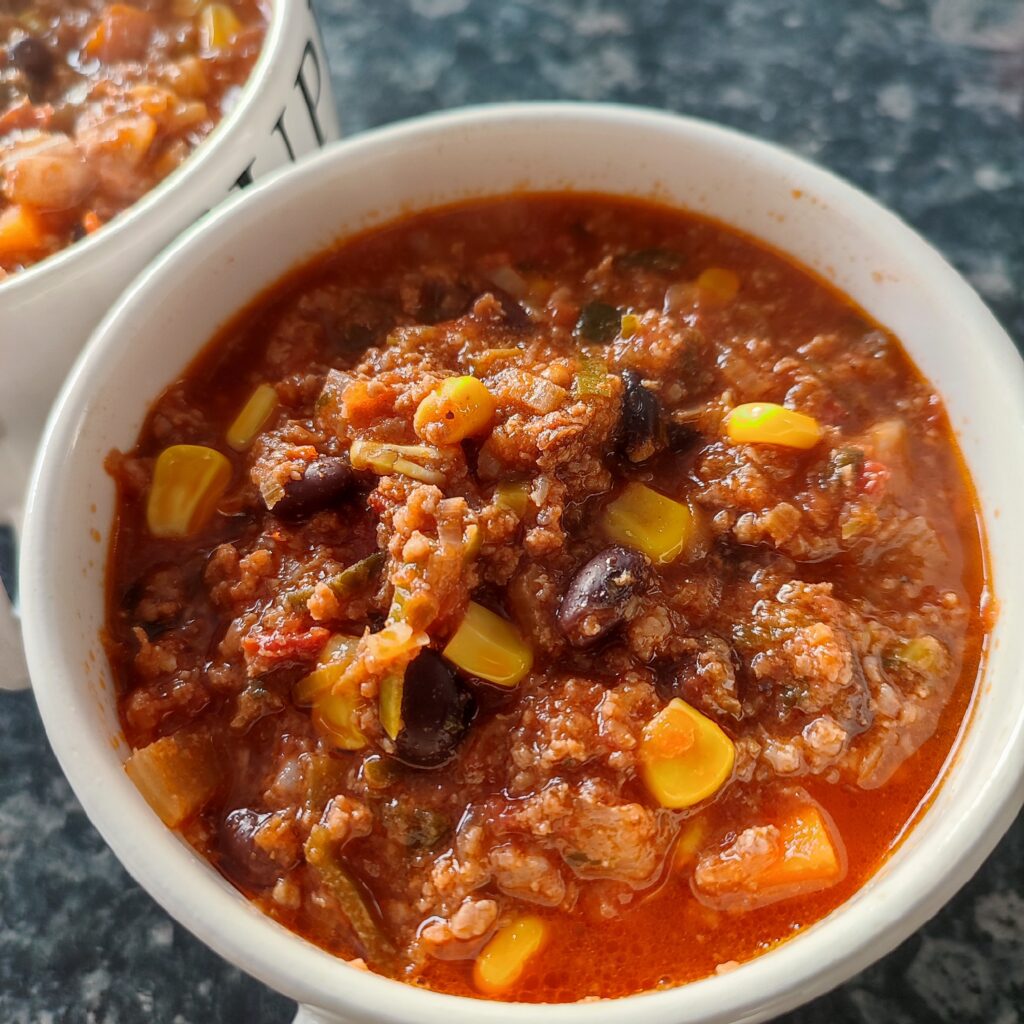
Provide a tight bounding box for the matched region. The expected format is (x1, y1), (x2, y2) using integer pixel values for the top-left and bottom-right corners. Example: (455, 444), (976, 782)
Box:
(2, 0), (1022, 1021)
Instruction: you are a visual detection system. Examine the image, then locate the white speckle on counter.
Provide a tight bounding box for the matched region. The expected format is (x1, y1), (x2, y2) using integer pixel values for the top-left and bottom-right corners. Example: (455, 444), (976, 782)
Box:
(80, 967), (111, 1009)
(966, 254), (1015, 302)
(877, 82), (916, 120)
(974, 890), (1024, 949)
(574, 11), (630, 36)
(973, 165), (1013, 191)
(149, 920), (174, 949)
(907, 938), (993, 1022)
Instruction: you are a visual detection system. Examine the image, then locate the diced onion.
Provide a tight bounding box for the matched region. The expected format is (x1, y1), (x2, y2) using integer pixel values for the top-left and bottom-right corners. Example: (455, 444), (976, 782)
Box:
(124, 732), (220, 827)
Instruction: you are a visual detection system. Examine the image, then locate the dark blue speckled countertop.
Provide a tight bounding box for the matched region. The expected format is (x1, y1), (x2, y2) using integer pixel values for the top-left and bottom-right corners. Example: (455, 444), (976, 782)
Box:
(2, 1), (1022, 1020)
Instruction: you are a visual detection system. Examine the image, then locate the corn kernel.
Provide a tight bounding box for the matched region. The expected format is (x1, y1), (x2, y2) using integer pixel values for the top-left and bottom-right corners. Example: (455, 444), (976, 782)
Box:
(725, 402), (822, 449)
(146, 444), (231, 539)
(641, 699), (735, 809)
(696, 267), (740, 302)
(296, 633), (366, 751)
(473, 915), (548, 995)
(443, 602), (533, 688)
(602, 482), (693, 564)
(413, 375), (496, 445)
(495, 480), (530, 517)
(0, 204), (45, 259)
(293, 634), (360, 706)
(314, 689), (367, 751)
(620, 312), (640, 338)
(674, 817), (708, 870)
(226, 383), (278, 451)
(462, 523), (483, 562)
(198, 3), (242, 49)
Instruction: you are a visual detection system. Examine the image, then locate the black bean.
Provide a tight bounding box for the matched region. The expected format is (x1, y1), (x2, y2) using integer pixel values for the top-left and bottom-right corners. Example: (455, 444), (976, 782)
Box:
(218, 808), (285, 889)
(557, 546), (650, 648)
(394, 650), (475, 769)
(666, 420), (700, 454)
(10, 37), (53, 88)
(270, 456), (357, 518)
(618, 369), (665, 463)
(484, 286), (533, 330)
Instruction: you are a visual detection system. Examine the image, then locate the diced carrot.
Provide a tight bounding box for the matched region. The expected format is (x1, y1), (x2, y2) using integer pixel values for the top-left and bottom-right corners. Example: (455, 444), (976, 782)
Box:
(0, 205), (46, 260)
(128, 84), (177, 120)
(758, 804), (842, 889)
(124, 732), (220, 827)
(84, 4), (155, 62)
(82, 210), (103, 234)
(692, 801), (845, 910)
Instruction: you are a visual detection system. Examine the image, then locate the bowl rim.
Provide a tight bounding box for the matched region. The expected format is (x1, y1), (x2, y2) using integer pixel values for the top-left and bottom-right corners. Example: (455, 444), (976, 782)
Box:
(0, 0), (288, 297)
(21, 102), (1024, 1023)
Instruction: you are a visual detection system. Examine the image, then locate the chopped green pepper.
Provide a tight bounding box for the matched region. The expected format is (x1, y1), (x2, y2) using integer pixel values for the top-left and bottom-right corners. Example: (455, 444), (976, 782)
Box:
(574, 355), (613, 397)
(305, 824), (394, 964)
(379, 672), (405, 740)
(362, 754), (399, 790)
(381, 801), (451, 850)
(285, 552), (385, 611)
(575, 302), (621, 343)
(330, 552), (386, 599)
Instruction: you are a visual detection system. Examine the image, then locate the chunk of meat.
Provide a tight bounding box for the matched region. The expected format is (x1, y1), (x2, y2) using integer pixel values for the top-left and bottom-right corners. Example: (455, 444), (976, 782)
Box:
(693, 800), (846, 911)
(742, 580), (873, 733)
(419, 897), (498, 953)
(489, 843), (567, 907)
(502, 778), (673, 886)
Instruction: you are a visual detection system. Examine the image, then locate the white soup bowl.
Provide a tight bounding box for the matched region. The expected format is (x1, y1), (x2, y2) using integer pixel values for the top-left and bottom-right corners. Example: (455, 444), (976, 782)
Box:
(19, 104), (1024, 1024)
